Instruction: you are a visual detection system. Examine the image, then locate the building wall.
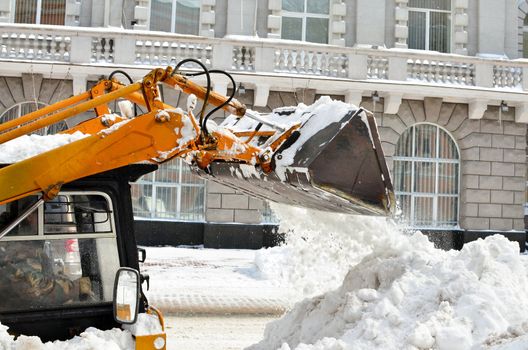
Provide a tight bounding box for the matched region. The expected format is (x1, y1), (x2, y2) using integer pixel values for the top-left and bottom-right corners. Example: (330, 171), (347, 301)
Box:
(0, 0), (526, 246)
(365, 97), (526, 232)
(0, 75), (73, 116)
(0, 0), (523, 57)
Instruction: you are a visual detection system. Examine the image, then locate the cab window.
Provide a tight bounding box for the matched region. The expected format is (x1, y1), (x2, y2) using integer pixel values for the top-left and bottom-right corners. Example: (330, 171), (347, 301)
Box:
(0, 192), (120, 312)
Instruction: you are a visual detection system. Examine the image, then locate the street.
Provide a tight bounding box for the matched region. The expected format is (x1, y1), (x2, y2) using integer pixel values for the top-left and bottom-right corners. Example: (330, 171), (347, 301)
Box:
(165, 315), (279, 350)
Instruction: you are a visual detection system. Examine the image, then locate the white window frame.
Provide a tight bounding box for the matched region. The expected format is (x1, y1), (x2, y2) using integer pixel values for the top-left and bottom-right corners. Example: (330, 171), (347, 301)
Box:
(133, 158), (206, 222)
(408, 2), (453, 52)
(149, 0), (202, 35)
(1, 191), (117, 241)
(393, 123), (460, 229)
(281, 0), (330, 43)
(13, 0), (66, 25)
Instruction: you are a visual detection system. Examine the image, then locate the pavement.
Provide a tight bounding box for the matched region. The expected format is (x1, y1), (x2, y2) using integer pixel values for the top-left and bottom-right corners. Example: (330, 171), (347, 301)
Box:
(140, 246), (291, 316)
(148, 293), (288, 315)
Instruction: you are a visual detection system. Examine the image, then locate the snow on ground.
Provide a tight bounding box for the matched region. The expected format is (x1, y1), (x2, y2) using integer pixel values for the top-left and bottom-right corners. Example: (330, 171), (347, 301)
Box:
(249, 204), (528, 350)
(0, 313), (164, 349)
(165, 315), (278, 350)
(1, 208), (527, 349)
(0, 324), (134, 349)
(141, 245), (290, 312)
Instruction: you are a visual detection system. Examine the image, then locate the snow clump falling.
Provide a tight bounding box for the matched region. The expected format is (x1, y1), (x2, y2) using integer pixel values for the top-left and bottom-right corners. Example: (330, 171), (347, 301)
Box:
(254, 203), (399, 300)
(251, 205), (528, 350)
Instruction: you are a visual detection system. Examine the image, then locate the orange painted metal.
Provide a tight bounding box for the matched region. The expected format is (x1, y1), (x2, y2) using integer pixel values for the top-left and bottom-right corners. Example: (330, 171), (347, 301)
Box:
(90, 80), (112, 117)
(0, 108), (193, 205)
(163, 73), (246, 117)
(0, 67), (270, 205)
(134, 306), (167, 350)
(233, 130), (276, 138)
(0, 82), (142, 145)
(0, 91), (91, 135)
(63, 114), (129, 135)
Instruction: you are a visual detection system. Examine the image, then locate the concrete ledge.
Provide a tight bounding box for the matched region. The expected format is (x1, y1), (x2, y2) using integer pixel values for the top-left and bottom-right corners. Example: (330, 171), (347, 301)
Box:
(420, 230), (526, 252)
(204, 223), (281, 249)
(463, 230), (526, 252)
(421, 230), (464, 250)
(135, 220), (282, 249)
(134, 220), (204, 246)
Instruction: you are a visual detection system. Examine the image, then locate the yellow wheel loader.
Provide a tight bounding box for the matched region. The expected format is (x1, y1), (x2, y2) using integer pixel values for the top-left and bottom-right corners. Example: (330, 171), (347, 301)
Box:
(0, 60), (394, 349)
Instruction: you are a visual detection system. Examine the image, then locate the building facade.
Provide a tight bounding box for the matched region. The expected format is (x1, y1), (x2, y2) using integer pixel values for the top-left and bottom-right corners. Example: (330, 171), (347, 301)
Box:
(0, 0), (526, 249)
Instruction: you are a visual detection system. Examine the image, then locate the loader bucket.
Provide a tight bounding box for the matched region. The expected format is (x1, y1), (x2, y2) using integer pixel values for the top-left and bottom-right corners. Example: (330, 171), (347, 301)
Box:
(203, 103), (394, 216)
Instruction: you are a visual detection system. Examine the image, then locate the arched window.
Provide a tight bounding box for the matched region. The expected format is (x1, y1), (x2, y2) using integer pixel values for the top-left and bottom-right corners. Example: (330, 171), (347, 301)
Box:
(393, 123), (459, 228)
(0, 101), (67, 135)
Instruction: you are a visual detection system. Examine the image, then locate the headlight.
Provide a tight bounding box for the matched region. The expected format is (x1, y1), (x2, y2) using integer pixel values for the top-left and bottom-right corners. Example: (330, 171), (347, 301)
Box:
(154, 336), (165, 349)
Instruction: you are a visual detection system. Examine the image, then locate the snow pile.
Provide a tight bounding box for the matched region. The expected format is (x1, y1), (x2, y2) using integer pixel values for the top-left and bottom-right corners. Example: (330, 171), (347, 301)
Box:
(251, 211), (528, 350)
(124, 313), (163, 336)
(0, 324), (134, 349)
(254, 204), (396, 300)
(0, 311), (166, 349)
(0, 132), (88, 163)
(221, 96), (365, 180)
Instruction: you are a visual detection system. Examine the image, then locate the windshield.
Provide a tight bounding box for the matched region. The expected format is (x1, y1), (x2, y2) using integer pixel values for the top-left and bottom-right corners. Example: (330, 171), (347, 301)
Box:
(0, 192), (120, 312)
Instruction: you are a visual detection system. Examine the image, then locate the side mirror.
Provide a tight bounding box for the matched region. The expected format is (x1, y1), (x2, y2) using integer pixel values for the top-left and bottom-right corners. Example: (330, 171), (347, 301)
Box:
(138, 247), (146, 263)
(113, 267), (140, 324)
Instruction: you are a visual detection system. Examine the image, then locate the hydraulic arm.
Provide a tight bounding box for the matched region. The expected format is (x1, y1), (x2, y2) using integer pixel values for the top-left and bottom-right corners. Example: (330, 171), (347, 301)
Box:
(0, 64), (394, 215)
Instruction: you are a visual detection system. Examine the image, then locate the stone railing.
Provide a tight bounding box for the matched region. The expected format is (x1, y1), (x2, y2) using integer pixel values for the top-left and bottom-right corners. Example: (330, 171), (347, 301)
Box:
(0, 24), (527, 92)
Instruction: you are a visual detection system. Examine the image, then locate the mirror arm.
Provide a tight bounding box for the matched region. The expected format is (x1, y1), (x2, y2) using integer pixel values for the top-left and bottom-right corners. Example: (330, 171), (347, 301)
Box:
(137, 247), (146, 263)
(140, 285), (149, 311)
(139, 273), (150, 311)
(140, 273), (150, 291)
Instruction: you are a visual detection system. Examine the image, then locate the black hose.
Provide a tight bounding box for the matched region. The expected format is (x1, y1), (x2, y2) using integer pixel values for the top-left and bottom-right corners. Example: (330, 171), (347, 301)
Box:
(108, 70), (133, 83)
(108, 70), (137, 117)
(185, 69), (236, 136)
(171, 59), (211, 137)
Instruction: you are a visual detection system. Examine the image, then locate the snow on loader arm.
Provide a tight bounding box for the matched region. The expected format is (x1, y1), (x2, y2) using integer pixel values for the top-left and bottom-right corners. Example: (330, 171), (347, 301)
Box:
(0, 63), (393, 216)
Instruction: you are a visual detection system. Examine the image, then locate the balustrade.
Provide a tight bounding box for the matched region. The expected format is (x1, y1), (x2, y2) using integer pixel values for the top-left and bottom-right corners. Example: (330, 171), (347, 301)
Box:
(274, 48), (348, 78)
(367, 56), (388, 79)
(232, 46), (254, 71)
(0, 24), (525, 92)
(135, 40), (212, 68)
(407, 59), (474, 86)
(493, 65), (523, 89)
(0, 31), (70, 62)
(91, 37), (114, 63)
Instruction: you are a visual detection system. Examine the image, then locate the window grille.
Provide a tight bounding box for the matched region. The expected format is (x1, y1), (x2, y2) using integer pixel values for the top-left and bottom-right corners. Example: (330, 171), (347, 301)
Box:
(131, 158), (206, 222)
(261, 201), (279, 224)
(393, 123), (459, 229)
(150, 0), (200, 35)
(408, 0), (451, 53)
(523, 16), (528, 58)
(15, 0), (66, 25)
(281, 0), (330, 44)
(0, 101), (67, 135)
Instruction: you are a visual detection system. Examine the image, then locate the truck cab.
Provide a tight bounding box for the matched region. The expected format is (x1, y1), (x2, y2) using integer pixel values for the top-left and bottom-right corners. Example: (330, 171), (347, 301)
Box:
(0, 163), (160, 344)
